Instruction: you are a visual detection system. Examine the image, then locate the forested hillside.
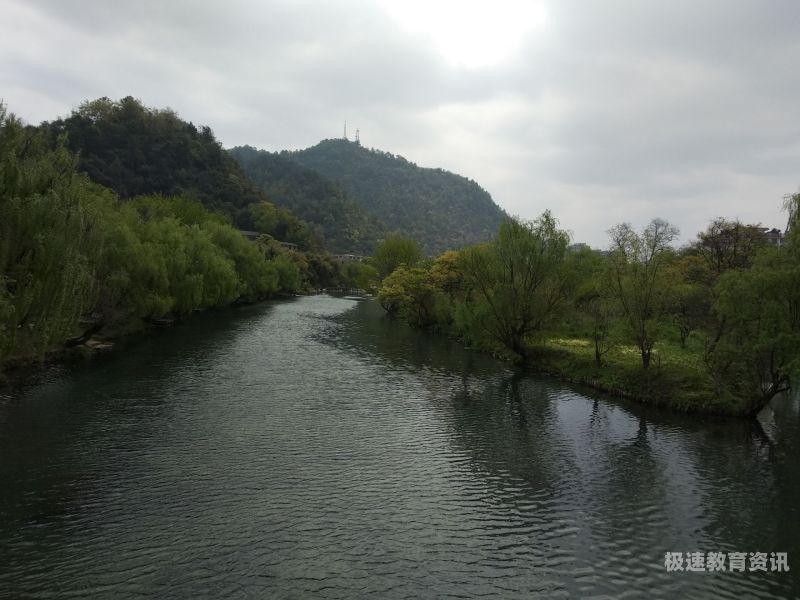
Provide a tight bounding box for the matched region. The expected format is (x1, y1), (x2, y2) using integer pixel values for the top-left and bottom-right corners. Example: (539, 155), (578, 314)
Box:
(38, 97), (316, 247)
(289, 139), (506, 254)
(0, 101), (382, 372)
(0, 106), (309, 370)
(41, 97), (260, 218)
(230, 146), (386, 254)
(41, 98), (505, 256)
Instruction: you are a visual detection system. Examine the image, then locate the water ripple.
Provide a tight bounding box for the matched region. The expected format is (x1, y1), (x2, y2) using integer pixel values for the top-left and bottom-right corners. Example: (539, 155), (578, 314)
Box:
(0, 296), (797, 599)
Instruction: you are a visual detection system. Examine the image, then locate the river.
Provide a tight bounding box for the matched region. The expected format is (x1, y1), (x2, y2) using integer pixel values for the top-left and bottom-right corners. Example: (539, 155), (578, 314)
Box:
(1, 296), (798, 598)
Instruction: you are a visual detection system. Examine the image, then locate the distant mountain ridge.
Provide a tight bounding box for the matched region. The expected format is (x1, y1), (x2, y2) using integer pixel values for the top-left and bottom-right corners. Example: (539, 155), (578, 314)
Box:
(230, 145), (386, 254)
(286, 139), (507, 255)
(38, 97), (505, 255)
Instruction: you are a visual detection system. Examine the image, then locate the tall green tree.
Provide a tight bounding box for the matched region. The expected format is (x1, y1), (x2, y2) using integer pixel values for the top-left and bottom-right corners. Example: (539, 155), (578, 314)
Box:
(0, 106), (100, 363)
(572, 249), (616, 366)
(371, 233), (421, 279)
(377, 265), (439, 326)
(784, 191), (799, 234)
(664, 255), (713, 348)
(709, 246), (800, 414)
(607, 218), (679, 369)
(704, 193), (800, 414)
(694, 217), (765, 277)
(459, 213), (570, 361)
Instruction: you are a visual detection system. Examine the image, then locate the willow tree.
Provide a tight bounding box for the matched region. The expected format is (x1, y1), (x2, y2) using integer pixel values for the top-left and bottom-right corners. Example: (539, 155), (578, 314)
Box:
(607, 218), (678, 369)
(371, 233), (421, 280)
(710, 249), (799, 414)
(460, 213), (570, 362)
(0, 105), (100, 365)
(706, 193), (800, 414)
(378, 265), (439, 326)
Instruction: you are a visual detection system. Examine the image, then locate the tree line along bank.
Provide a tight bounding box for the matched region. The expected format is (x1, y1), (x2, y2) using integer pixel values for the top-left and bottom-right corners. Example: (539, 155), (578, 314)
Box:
(0, 106), (375, 374)
(375, 205), (799, 417)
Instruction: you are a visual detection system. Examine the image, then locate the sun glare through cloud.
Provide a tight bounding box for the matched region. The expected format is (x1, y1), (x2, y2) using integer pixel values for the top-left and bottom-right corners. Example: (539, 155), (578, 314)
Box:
(379, 0), (548, 68)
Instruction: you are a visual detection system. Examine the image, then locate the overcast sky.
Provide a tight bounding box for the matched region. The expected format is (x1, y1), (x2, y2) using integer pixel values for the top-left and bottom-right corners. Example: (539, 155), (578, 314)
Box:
(3, 0), (798, 247)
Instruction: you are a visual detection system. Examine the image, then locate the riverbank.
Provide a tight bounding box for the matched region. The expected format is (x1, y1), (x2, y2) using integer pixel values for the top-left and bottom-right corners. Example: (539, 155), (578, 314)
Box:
(0, 294), (307, 383)
(0, 293), (760, 418)
(526, 337), (746, 416)
(0, 319), (146, 383)
(447, 325), (751, 417)
(4, 294), (796, 600)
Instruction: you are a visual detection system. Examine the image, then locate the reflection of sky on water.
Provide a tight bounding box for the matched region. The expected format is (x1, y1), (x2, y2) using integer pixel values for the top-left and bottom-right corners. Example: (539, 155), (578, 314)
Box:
(0, 296), (796, 598)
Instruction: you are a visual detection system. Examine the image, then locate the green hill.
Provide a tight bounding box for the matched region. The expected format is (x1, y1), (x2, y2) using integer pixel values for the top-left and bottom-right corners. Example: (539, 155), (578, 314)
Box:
(36, 98), (505, 256)
(229, 145), (386, 254)
(287, 139), (506, 254)
(39, 97), (315, 247)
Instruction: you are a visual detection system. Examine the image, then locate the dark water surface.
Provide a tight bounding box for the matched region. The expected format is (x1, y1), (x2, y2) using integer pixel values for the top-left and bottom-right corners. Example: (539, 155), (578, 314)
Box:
(1, 296), (798, 599)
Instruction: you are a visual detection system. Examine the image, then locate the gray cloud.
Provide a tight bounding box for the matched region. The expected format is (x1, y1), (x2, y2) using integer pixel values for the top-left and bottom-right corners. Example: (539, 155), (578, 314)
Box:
(2, 0), (797, 247)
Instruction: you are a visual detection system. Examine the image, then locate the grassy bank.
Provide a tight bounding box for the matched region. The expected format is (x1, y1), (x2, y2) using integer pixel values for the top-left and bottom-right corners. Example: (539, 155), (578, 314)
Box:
(525, 336), (745, 416)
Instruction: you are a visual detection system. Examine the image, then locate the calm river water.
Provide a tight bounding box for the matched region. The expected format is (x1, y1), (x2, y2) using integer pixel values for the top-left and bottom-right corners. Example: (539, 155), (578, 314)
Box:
(1, 296), (798, 599)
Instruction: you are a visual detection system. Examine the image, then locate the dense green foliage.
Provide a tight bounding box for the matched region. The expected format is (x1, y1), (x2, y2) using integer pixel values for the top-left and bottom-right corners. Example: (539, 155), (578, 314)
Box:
(41, 98), (505, 256)
(0, 105), (303, 371)
(41, 97), (260, 221)
(38, 97), (319, 249)
(229, 146), (386, 254)
(371, 233), (422, 280)
(705, 204), (800, 414)
(607, 219), (679, 369)
(289, 139), (506, 255)
(378, 210), (800, 417)
(459, 214), (572, 359)
(246, 200), (318, 250)
(7, 93), (798, 417)
(1, 106), (99, 363)
(377, 215), (575, 354)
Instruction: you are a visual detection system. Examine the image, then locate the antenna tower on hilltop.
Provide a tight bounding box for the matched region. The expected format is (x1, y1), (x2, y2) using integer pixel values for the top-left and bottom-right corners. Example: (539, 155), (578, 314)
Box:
(343, 120), (348, 140)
